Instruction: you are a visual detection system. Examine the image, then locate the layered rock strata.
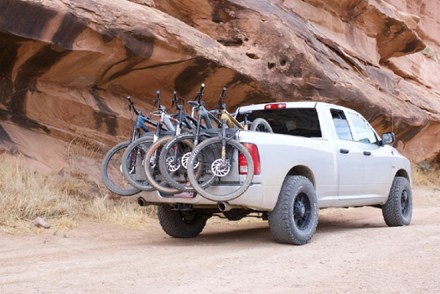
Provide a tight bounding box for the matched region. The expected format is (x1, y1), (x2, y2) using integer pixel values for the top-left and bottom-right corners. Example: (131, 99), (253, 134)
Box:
(0, 0), (439, 172)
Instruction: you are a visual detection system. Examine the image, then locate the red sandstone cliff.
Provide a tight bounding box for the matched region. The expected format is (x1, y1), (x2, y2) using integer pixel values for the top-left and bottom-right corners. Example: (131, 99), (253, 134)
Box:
(0, 0), (439, 172)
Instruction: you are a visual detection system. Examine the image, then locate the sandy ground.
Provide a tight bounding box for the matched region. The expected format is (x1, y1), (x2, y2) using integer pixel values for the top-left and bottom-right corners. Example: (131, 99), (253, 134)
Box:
(1, 186), (439, 293)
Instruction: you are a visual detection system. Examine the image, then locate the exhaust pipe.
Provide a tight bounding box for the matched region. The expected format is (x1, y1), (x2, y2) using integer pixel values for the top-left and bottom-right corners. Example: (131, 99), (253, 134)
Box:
(137, 197), (149, 207)
(218, 202), (232, 212)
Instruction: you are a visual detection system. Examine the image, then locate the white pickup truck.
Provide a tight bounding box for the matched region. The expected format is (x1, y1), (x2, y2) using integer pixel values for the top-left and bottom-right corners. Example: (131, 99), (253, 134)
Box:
(139, 101), (412, 245)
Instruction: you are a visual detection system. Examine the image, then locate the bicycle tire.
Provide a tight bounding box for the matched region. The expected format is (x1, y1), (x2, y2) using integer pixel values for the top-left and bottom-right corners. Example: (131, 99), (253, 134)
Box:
(101, 141), (141, 196)
(143, 136), (183, 194)
(186, 136), (254, 202)
(120, 135), (156, 191)
(159, 133), (214, 192)
(250, 118), (273, 133)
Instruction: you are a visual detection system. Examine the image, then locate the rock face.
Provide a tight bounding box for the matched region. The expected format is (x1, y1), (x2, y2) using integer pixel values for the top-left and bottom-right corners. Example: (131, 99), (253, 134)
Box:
(0, 0), (439, 172)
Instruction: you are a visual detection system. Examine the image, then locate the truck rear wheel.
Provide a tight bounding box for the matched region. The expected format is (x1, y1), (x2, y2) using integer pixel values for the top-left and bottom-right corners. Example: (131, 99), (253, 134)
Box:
(382, 176), (412, 226)
(158, 206), (209, 238)
(268, 176), (318, 245)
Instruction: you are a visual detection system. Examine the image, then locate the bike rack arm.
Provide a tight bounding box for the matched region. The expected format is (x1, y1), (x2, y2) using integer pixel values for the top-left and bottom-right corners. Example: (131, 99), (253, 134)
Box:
(196, 83), (205, 104)
(218, 87), (227, 110)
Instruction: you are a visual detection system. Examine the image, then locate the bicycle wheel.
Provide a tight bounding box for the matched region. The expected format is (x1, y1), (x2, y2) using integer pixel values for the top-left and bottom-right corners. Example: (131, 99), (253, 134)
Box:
(121, 135), (155, 191)
(159, 134), (214, 192)
(143, 136), (183, 194)
(101, 141), (141, 196)
(186, 136), (254, 202)
(250, 118), (273, 133)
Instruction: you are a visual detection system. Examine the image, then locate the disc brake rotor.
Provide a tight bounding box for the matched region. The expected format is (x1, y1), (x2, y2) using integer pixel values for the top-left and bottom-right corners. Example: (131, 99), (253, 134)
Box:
(166, 156), (181, 172)
(211, 158), (231, 177)
(182, 152), (199, 169)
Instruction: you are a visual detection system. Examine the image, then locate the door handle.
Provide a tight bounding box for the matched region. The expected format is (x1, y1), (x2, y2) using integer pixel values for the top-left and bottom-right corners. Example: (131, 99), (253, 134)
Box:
(363, 151), (372, 156)
(340, 149), (349, 154)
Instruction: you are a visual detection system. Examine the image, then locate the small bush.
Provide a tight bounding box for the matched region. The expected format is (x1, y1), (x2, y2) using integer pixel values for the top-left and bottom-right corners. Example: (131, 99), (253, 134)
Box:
(422, 47), (438, 61)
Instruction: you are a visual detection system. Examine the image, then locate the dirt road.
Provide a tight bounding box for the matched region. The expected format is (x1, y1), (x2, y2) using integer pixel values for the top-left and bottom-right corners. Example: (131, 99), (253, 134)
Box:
(1, 187), (439, 293)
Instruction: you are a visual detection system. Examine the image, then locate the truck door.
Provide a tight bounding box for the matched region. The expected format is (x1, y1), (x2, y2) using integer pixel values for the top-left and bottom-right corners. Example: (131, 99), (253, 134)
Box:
(331, 109), (365, 198)
(346, 112), (394, 198)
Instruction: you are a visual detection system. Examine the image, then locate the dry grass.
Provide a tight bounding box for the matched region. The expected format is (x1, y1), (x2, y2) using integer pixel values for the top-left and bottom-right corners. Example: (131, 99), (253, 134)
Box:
(412, 162), (440, 188)
(0, 153), (156, 233)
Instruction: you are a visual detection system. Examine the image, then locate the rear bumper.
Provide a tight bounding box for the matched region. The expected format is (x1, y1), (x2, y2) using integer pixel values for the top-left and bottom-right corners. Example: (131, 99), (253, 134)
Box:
(137, 183), (272, 211)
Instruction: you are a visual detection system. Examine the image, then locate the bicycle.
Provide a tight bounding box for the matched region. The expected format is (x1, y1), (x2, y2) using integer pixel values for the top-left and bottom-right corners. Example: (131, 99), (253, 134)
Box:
(141, 87), (217, 194)
(101, 95), (158, 196)
(184, 87), (272, 202)
(157, 84), (223, 194)
(120, 90), (181, 192)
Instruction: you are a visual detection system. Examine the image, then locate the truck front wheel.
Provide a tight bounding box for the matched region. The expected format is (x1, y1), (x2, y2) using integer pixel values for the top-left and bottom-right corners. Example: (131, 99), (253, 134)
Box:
(382, 176), (412, 226)
(268, 176), (318, 245)
(158, 206), (210, 238)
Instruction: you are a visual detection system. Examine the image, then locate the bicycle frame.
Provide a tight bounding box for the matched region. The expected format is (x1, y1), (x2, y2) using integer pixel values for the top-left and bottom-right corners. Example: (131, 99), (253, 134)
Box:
(220, 110), (248, 130)
(127, 95), (158, 142)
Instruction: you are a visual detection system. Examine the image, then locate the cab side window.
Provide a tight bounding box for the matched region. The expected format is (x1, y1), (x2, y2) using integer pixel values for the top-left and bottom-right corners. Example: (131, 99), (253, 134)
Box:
(348, 112), (378, 144)
(331, 109), (353, 140)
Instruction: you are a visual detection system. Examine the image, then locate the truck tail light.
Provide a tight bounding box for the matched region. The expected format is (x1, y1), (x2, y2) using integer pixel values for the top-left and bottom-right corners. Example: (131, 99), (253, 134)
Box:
(239, 143), (260, 175)
(264, 103), (286, 110)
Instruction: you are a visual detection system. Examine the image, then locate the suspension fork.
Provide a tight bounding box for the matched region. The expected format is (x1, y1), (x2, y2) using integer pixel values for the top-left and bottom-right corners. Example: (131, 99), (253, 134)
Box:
(194, 108), (204, 146)
(221, 119), (227, 162)
(150, 114), (165, 164)
(170, 121), (184, 167)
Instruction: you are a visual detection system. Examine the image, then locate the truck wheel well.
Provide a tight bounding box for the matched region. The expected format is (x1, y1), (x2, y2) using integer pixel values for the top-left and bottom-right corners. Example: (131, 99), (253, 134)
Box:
(395, 169), (410, 181)
(286, 166), (315, 187)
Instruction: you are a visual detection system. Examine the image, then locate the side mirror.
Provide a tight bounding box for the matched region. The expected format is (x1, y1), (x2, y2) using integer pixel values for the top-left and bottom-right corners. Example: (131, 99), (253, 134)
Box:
(381, 132), (395, 145)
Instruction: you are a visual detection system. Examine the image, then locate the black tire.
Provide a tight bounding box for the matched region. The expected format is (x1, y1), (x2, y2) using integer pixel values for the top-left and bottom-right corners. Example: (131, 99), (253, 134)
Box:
(157, 205), (209, 238)
(187, 137), (254, 202)
(268, 176), (318, 245)
(159, 134), (210, 192)
(120, 135), (155, 191)
(143, 136), (183, 194)
(101, 141), (141, 196)
(250, 118), (273, 133)
(382, 177), (412, 226)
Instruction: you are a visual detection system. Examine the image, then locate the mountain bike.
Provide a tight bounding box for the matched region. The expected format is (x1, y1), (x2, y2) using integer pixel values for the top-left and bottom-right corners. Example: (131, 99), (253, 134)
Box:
(101, 96), (158, 196)
(120, 90), (179, 191)
(184, 87), (272, 201)
(157, 84), (222, 194)
(141, 85), (219, 194)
